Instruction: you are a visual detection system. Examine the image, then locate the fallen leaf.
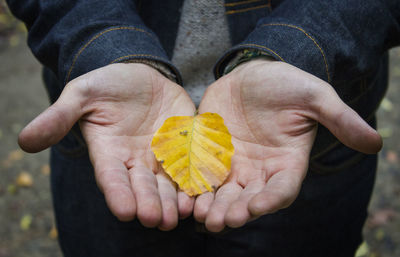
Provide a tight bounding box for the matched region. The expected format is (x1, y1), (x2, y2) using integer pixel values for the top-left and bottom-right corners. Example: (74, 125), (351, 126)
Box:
(49, 225), (58, 239)
(41, 164), (50, 175)
(151, 112), (234, 196)
(17, 22), (26, 33)
(2, 150), (24, 168)
(8, 34), (19, 47)
(0, 14), (8, 24)
(355, 241), (369, 257)
(378, 127), (393, 138)
(7, 184), (17, 195)
(16, 172), (33, 187)
(379, 98), (393, 112)
(7, 149), (23, 162)
(20, 214), (32, 231)
(375, 228), (385, 241)
(367, 208), (397, 228)
(386, 150), (398, 164)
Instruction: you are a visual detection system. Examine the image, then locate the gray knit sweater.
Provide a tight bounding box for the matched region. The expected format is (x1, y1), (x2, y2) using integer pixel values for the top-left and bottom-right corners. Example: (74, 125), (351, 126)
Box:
(171, 0), (231, 106)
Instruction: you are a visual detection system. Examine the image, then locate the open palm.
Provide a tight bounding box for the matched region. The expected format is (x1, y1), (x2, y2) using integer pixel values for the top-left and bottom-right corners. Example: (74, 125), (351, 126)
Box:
(194, 60), (382, 232)
(18, 63), (196, 230)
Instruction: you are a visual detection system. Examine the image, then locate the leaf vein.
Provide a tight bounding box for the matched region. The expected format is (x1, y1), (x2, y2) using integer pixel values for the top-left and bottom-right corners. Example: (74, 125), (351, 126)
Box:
(196, 121), (230, 135)
(191, 137), (229, 169)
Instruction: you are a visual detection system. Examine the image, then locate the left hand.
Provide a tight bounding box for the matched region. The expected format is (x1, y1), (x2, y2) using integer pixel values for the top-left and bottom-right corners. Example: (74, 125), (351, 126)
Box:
(193, 59), (382, 232)
(18, 63), (196, 230)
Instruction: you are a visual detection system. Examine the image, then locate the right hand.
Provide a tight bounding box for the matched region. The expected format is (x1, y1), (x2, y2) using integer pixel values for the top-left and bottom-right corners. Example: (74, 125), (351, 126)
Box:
(18, 63), (196, 230)
(194, 59), (382, 232)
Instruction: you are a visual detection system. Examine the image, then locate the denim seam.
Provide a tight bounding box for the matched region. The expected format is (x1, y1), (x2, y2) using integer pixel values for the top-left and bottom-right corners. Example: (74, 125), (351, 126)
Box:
(224, 0), (263, 7)
(225, 4), (269, 15)
(215, 43), (284, 78)
(310, 70), (384, 161)
(110, 54), (166, 64)
(310, 111), (376, 160)
(268, 0), (272, 11)
(261, 23), (331, 83)
(65, 26), (157, 84)
(345, 79), (372, 105)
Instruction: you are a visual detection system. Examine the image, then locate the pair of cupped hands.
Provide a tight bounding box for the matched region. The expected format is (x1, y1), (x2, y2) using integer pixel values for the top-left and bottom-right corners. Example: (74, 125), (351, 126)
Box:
(18, 59), (382, 232)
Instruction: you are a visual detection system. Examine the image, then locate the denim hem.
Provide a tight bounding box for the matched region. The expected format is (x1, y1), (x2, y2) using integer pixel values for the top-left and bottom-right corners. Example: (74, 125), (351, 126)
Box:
(214, 22), (329, 82)
(63, 25), (182, 85)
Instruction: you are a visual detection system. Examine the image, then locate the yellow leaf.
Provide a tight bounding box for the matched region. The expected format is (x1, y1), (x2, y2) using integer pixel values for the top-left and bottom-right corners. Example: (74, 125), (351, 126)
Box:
(20, 214), (32, 231)
(49, 225), (58, 239)
(17, 22), (27, 33)
(0, 14), (8, 24)
(355, 241), (369, 257)
(151, 112), (234, 196)
(16, 171), (33, 187)
(375, 228), (385, 241)
(2, 149), (24, 168)
(379, 98), (393, 112)
(7, 184), (17, 195)
(41, 164), (50, 175)
(9, 34), (20, 47)
(378, 127), (393, 138)
(8, 149), (24, 162)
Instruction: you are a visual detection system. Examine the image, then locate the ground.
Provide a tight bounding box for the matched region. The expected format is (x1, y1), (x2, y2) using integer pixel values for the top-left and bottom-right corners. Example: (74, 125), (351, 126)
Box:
(0, 3), (399, 257)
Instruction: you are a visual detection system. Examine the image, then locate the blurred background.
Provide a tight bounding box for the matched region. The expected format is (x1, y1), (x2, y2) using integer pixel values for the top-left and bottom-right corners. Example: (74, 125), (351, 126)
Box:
(0, 1), (399, 257)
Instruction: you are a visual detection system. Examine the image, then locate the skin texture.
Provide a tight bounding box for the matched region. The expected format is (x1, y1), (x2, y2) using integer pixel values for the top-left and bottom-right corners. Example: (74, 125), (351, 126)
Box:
(18, 60), (382, 232)
(194, 59), (382, 232)
(18, 63), (196, 230)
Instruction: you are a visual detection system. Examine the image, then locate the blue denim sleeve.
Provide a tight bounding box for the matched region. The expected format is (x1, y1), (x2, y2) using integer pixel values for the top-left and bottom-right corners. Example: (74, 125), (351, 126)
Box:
(215, 0), (400, 84)
(6, 0), (182, 86)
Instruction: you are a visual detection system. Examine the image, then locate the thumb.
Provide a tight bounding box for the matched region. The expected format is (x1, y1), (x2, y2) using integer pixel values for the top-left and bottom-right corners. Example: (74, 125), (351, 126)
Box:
(18, 85), (85, 153)
(312, 86), (382, 154)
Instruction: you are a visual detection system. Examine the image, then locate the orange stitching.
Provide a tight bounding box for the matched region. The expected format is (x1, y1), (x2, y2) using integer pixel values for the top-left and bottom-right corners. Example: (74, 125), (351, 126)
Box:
(261, 23), (331, 82)
(224, 0), (262, 7)
(65, 27), (155, 83)
(268, 0), (272, 11)
(110, 54), (163, 64)
(215, 44), (285, 78)
(225, 4), (269, 15)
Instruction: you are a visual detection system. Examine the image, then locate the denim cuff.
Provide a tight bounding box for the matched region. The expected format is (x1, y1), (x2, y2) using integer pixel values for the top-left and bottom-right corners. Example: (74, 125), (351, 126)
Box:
(62, 26), (182, 85)
(214, 23), (331, 83)
(122, 59), (178, 83)
(223, 49), (275, 75)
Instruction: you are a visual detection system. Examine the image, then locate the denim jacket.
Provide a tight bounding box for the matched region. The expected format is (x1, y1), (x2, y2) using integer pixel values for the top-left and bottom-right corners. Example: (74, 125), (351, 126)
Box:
(6, 0), (400, 169)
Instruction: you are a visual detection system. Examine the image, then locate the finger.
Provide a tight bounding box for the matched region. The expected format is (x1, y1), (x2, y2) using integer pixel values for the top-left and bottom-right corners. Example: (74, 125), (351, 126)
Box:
(130, 165), (162, 227)
(248, 169), (303, 216)
(177, 190), (195, 219)
(225, 180), (265, 228)
(205, 183), (242, 232)
(313, 86), (382, 154)
(193, 191), (214, 223)
(92, 155), (136, 221)
(156, 173), (178, 231)
(18, 85), (85, 153)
